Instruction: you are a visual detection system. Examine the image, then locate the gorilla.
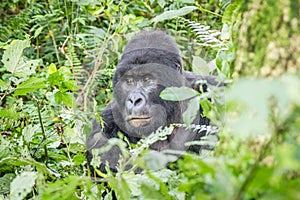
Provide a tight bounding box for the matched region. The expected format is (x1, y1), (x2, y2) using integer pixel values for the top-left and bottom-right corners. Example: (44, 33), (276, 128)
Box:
(86, 30), (222, 175)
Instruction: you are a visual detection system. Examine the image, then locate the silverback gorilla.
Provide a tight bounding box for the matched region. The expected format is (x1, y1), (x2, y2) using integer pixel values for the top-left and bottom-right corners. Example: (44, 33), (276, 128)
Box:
(86, 30), (221, 174)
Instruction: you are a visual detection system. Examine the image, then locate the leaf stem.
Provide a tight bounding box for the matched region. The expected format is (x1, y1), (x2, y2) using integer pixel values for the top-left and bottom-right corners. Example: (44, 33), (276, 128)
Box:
(196, 2), (223, 18)
(36, 99), (49, 166)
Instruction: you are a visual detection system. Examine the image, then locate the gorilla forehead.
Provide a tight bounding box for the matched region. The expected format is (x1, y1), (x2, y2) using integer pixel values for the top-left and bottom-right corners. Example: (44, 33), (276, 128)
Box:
(114, 63), (184, 88)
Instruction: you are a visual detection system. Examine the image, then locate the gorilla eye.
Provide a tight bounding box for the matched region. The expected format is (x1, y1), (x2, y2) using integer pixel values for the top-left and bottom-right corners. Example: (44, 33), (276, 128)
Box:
(143, 77), (150, 82)
(126, 78), (134, 85)
(143, 76), (153, 83)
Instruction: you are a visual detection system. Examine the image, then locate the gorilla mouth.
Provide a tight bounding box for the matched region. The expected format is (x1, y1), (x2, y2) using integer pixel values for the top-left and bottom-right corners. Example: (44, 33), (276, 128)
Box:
(127, 115), (152, 127)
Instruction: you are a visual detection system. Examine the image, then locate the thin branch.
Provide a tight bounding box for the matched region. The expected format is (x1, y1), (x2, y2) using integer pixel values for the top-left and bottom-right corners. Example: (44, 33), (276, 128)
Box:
(59, 35), (78, 82)
(49, 29), (61, 66)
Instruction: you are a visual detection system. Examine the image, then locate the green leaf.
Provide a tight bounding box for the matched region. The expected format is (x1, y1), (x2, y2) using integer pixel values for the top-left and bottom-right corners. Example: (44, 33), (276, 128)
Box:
(0, 79), (7, 89)
(47, 63), (57, 74)
(62, 92), (74, 107)
(0, 108), (19, 119)
(144, 151), (178, 171)
(33, 26), (44, 38)
(0, 174), (15, 195)
(183, 96), (200, 125)
(2, 40), (30, 72)
(160, 87), (199, 101)
(61, 80), (80, 92)
(22, 125), (38, 143)
(42, 176), (92, 200)
(140, 183), (165, 199)
(108, 176), (130, 200)
(0, 158), (52, 178)
(14, 77), (46, 95)
(222, 0), (242, 24)
(151, 6), (198, 23)
(192, 56), (210, 75)
(10, 171), (37, 200)
(14, 59), (41, 77)
(55, 91), (74, 107)
(1, 40), (40, 78)
(47, 71), (64, 87)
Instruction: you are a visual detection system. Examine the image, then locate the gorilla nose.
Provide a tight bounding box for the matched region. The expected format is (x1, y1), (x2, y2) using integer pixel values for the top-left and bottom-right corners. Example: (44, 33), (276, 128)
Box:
(126, 93), (146, 111)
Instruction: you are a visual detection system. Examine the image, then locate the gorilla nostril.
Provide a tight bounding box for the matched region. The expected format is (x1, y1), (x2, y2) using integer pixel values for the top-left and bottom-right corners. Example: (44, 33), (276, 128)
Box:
(134, 98), (143, 106)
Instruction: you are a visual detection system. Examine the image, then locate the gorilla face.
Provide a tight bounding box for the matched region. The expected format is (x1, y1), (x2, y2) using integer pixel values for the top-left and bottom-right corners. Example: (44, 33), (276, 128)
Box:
(112, 63), (185, 138)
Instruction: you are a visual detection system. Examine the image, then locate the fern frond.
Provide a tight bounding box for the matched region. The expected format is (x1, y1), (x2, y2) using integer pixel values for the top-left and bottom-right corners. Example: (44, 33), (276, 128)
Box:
(65, 44), (85, 82)
(180, 17), (227, 49)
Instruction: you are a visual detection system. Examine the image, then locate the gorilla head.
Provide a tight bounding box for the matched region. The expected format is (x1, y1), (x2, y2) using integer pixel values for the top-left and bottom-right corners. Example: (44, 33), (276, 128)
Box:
(111, 31), (186, 138)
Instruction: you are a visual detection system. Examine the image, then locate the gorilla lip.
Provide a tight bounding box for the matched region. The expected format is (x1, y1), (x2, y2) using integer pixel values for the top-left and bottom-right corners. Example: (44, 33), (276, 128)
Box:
(127, 115), (152, 127)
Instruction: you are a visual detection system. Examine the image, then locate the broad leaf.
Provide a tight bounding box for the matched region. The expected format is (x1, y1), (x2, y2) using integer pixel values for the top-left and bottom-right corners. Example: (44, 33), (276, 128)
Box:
(151, 6), (197, 23)
(0, 79), (7, 89)
(10, 171), (37, 200)
(1, 40), (40, 77)
(54, 91), (75, 107)
(192, 56), (210, 75)
(61, 80), (80, 92)
(160, 86), (199, 101)
(183, 96), (200, 125)
(13, 59), (41, 77)
(2, 40), (30, 72)
(14, 77), (46, 95)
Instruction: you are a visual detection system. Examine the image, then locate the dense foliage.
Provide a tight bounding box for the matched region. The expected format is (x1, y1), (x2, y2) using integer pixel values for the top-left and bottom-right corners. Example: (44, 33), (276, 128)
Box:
(0, 0), (299, 199)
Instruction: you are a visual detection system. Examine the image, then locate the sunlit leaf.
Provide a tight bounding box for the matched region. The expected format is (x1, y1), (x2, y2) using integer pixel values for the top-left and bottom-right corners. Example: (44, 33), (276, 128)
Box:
(2, 40), (30, 72)
(151, 6), (197, 23)
(10, 171), (37, 200)
(0, 108), (19, 119)
(47, 63), (57, 74)
(160, 87), (199, 101)
(14, 59), (41, 77)
(0, 79), (7, 89)
(55, 91), (75, 107)
(1, 40), (40, 77)
(14, 77), (46, 95)
(183, 96), (200, 125)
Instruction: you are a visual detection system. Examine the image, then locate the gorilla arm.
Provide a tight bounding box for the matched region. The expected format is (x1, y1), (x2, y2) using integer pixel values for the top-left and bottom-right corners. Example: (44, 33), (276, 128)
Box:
(183, 71), (225, 92)
(86, 104), (123, 174)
